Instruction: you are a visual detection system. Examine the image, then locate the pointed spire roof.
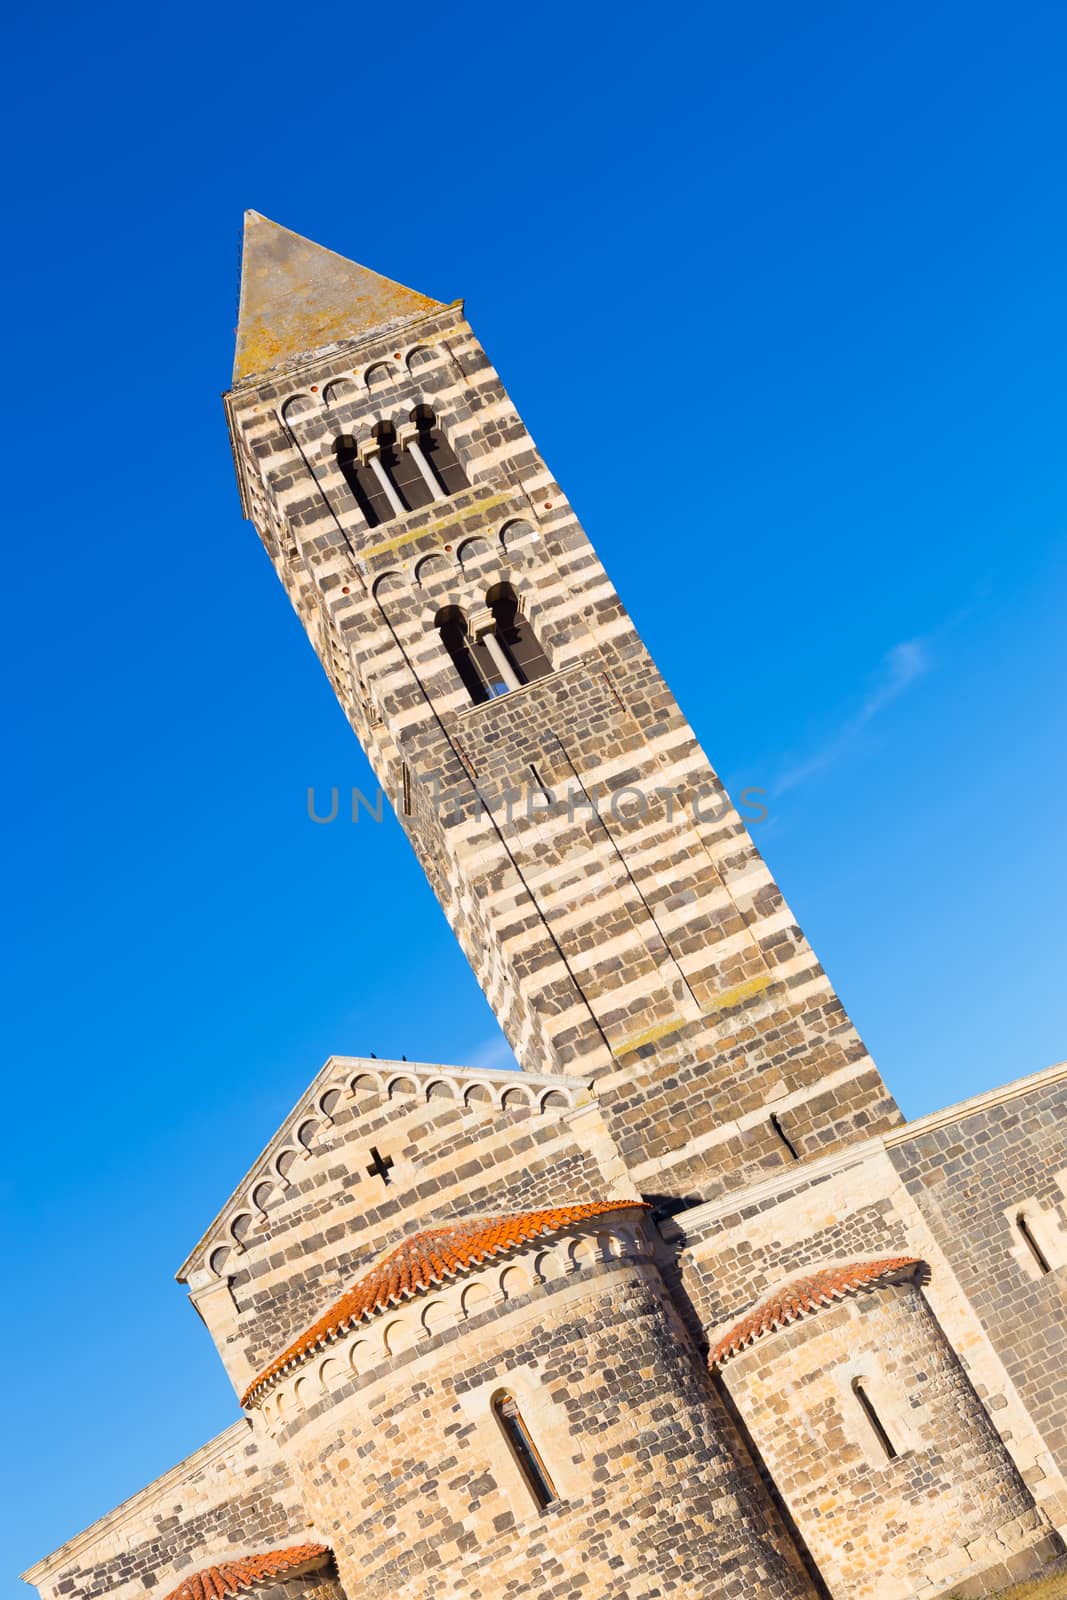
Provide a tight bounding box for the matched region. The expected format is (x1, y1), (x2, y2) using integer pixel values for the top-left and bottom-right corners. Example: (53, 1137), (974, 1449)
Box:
(232, 211), (443, 385)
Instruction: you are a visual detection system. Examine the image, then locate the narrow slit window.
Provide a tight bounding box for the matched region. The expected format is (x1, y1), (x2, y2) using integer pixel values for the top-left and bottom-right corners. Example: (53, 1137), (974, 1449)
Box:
(492, 1391), (560, 1510)
(1017, 1213), (1053, 1275)
(853, 1379), (897, 1461)
(770, 1112), (800, 1162)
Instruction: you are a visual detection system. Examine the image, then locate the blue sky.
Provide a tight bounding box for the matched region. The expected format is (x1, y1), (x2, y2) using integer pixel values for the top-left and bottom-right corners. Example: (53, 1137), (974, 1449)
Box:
(2, 0), (1066, 1586)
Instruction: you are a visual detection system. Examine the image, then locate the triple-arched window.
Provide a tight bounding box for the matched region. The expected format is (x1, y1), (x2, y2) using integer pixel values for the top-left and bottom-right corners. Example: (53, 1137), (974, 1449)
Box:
(334, 405), (467, 528)
(436, 584), (552, 703)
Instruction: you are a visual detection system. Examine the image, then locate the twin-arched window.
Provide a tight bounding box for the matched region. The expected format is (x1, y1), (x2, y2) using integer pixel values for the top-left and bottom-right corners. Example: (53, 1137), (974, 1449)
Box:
(436, 584), (552, 703)
(335, 405), (468, 528)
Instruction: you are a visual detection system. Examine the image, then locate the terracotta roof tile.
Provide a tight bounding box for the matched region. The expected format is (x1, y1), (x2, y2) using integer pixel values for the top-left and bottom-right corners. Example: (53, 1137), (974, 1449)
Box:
(709, 1256), (922, 1369)
(242, 1200), (646, 1408)
(157, 1545), (331, 1600)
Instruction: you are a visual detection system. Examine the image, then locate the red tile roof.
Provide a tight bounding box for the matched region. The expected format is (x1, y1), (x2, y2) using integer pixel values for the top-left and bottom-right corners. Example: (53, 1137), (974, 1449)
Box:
(158, 1545), (331, 1600)
(242, 1200), (646, 1408)
(709, 1256), (923, 1369)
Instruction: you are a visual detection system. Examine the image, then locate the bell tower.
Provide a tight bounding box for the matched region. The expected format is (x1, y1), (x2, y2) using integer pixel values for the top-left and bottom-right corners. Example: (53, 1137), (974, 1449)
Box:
(224, 211), (901, 1205)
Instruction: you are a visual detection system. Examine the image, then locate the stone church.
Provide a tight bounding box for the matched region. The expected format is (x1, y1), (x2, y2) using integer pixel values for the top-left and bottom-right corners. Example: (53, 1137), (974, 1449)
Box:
(23, 214), (1067, 1600)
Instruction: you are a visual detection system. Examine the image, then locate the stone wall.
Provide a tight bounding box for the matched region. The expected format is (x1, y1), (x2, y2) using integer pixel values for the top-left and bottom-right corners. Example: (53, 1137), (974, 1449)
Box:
(177, 1058), (631, 1392)
(672, 1079), (1067, 1538)
(224, 1573), (343, 1600)
(718, 1279), (1059, 1599)
(22, 1425), (307, 1600)
(890, 1064), (1067, 1475)
(223, 300), (902, 1206)
(24, 242), (1067, 1600)
(259, 1220), (817, 1600)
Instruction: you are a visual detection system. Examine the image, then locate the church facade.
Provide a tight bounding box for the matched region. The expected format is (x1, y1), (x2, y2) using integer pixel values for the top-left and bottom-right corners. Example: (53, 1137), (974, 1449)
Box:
(23, 214), (1067, 1600)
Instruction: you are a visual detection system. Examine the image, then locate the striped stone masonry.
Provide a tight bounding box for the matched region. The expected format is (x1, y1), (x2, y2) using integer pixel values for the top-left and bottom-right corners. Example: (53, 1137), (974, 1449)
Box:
(223, 284), (901, 1207)
(21, 219), (1067, 1600)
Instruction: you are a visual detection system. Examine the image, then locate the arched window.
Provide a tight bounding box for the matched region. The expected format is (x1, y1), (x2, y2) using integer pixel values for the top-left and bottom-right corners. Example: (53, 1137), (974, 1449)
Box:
(492, 1391), (559, 1510)
(334, 436), (390, 528)
(389, 421), (438, 512)
(436, 607), (490, 705)
(413, 404), (469, 495)
(852, 1378), (897, 1461)
(437, 588), (552, 704)
(365, 421), (409, 519)
(336, 412), (468, 526)
(484, 584), (552, 687)
(1017, 1213), (1053, 1275)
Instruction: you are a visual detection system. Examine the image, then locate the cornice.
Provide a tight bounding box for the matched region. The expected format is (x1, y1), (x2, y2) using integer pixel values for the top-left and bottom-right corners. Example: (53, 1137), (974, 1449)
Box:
(662, 1058), (1067, 1245)
(225, 301), (465, 401)
(174, 1055), (594, 1284)
(884, 1057), (1067, 1146)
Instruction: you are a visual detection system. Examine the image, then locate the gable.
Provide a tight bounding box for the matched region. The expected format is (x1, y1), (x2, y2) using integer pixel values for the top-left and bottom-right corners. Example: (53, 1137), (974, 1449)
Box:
(176, 1056), (630, 1393)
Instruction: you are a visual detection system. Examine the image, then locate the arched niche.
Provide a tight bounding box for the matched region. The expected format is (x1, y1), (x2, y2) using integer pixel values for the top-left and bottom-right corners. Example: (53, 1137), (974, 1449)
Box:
(500, 518), (539, 554)
(280, 392), (317, 423)
(414, 552), (452, 587)
(569, 1236), (598, 1272)
(372, 569), (407, 600)
(384, 1317), (414, 1354)
(535, 1248), (565, 1282)
(421, 1298), (452, 1335)
(499, 1264), (531, 1301)
(456, 536), (492, 568)
(406, 345), (436, 372)
(461, 1281), (491, 1318)
(323, 377), (359, 406)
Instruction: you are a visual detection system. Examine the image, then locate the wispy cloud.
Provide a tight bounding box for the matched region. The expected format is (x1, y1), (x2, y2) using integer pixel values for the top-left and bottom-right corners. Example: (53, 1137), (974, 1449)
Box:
(775, 637), (932, 795)
(464, 1033), (520, 1074)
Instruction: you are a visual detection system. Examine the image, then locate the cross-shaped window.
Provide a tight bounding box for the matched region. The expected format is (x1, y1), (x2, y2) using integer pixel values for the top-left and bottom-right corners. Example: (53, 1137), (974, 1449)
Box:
(366, 1146), (395, 1186)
